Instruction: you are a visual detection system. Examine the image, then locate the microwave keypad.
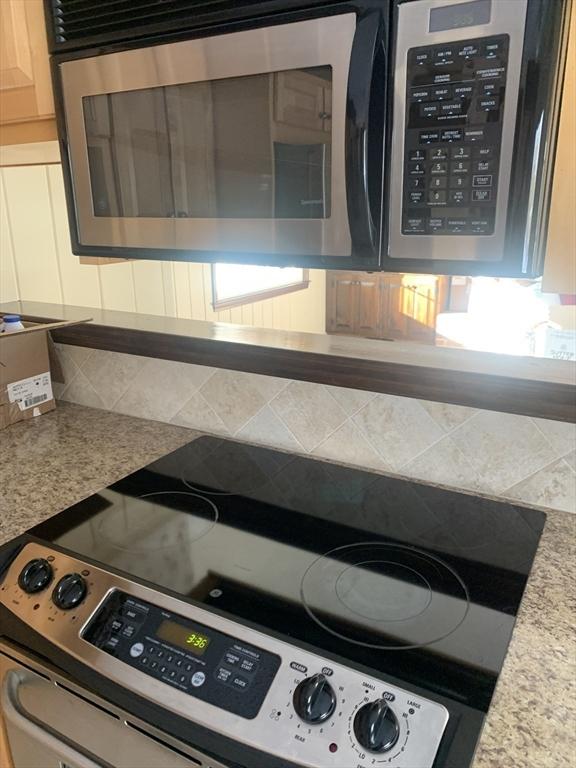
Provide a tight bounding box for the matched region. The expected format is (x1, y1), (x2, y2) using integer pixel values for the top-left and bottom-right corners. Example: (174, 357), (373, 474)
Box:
(403, 35), (508, 236)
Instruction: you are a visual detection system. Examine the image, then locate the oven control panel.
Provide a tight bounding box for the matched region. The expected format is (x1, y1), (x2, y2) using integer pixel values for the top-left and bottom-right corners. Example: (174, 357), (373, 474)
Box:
(1, 543), (449, 768)
(83, 591), (280, 719)
(402, 34), (508, 236)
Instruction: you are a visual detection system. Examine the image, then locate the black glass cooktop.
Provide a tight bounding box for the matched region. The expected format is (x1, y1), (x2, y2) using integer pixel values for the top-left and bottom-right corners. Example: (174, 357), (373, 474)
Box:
(30, 436), (544, 720)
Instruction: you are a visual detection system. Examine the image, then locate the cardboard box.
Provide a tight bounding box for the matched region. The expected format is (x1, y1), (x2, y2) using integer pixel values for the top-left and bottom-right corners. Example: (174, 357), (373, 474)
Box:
(0, 317), (90, 430)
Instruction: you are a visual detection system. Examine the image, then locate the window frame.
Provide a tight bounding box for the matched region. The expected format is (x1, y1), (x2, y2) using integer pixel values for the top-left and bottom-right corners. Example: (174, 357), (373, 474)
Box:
(211, 265), (310, 311)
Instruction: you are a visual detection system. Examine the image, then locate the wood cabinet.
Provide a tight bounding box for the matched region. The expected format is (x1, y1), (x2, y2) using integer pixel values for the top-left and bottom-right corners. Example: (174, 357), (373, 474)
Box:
(326, 271), (448, 343)
(542, 7), (576, 295)
(274, 70), (331, 135)
(0, 0), (56, 145)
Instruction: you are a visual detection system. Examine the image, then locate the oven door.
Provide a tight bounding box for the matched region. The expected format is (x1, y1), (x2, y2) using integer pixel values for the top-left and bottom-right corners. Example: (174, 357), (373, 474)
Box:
(56, 12), (386, 268)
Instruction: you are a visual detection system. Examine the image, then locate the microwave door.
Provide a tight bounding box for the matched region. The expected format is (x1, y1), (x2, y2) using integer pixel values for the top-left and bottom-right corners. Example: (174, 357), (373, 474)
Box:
(57, 13), (384, 267)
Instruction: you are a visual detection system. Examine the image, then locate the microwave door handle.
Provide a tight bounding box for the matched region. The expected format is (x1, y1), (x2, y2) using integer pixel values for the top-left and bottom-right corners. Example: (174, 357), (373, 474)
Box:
(345, 11), (385, 256)
(2, 669), (109, 768)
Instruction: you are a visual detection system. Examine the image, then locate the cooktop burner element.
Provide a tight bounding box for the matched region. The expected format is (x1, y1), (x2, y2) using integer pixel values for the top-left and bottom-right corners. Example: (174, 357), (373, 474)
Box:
(3, 436), (546, 768)
(96, 490), (218, 552)
(301, 542), (469, 649)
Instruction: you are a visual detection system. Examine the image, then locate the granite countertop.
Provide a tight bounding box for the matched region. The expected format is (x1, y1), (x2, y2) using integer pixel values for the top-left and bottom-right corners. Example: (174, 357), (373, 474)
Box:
(0, 402), (574, 768)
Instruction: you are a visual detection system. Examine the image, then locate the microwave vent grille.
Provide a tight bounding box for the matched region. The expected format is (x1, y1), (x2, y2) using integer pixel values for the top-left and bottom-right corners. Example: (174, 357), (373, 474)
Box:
(48, 0), (271, 50)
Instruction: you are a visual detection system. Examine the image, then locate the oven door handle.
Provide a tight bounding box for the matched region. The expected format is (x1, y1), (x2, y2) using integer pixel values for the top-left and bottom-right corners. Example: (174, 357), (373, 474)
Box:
(345, 10), (385, 257)
(2, 669), (108, 768)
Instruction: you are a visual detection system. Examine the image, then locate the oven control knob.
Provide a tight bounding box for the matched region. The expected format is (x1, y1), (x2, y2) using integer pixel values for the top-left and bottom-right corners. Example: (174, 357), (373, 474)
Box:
(52, 573), (87, 610)
(354, 699), (400, 753)
(18, 558), (53, 594)
(293, 673), (336, 724)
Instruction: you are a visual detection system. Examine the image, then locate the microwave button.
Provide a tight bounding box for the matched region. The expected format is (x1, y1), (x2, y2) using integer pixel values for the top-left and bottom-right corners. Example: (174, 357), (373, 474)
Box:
(440, 101), (464, 116)
(411, 87), (431, 102)
(483, 39), (505, 57)
(431, 147), (448, 160)
(451, 161), (470, 175)
(473, 160), (494, 173)
(477, 96), (500, 111)
(469, 218), (493, 233)
(481, 81), (499, 96)
(432, 85), (452, 100)
(430, 162), (448, 175)
(464, 127), (485, 142)
(447, 218), (469, 233)
(408, 177), (425, 189)
(450, 146), (471, 160)
(412, 49), (432, 65)
(408, 162), (426, 176)
(453, 84), (474, 98)
(434, 46), (455, 63)
(420, 103), (440, 118)
(472, 189), (492, 202)
(419, 130), (440, 143)
(408, 149), (427, 161)
(450, 175), (470, 189)
(408, 191), (425, 204)
(473, 174), (493, 187)
(428, 190), (447, 204)
(474, 145), (495, 158)
(404, 216), (426, 233)
(449, 190), (470, 204)
(429, 177), (447, 189)
(475, 65), (505, 80)
(427, 217), (446, 233)
(457, 43), (480, 58)
(440, 129), (462, 142)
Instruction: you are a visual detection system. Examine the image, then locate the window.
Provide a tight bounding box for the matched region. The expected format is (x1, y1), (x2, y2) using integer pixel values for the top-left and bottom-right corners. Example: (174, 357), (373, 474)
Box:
(211, 264), (309, 310)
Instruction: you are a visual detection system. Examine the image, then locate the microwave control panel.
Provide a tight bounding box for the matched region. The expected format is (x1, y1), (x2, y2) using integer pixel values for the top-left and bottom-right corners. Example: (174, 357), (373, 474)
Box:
(402, 35), (508, 236)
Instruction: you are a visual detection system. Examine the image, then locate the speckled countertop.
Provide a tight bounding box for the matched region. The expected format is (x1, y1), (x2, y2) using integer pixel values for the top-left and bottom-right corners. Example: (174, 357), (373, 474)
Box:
(0, 402), (574, 768)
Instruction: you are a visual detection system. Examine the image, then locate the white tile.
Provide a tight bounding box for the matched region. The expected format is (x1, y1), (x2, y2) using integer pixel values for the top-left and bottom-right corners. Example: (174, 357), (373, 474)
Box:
(564, 450), (576, 473)
(199, 369), (267, 433)
(324, 385), (376, 416)
(171, 391), (229, 435)
(532, 418), (576, 458)
(270, 380), (348, 452)
(114, 358), (209, 422)
(60, 369), (104, 410)
(312, 421), (389, 471)
(237, 405), (304, 452)
(402, 436), (482, 492)
(81, 349), (146, 408)
(505, 457), (576, 514)
(420, 400), (478, 432)
(451, 410), (558, 493)
(353, 394), (444, 470)
(62, 344), (93, 369)
(247, 372), (291, 402)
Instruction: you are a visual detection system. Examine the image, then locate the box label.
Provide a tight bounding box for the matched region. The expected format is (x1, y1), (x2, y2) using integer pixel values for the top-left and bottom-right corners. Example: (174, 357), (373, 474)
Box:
(7, 372), (53, 411)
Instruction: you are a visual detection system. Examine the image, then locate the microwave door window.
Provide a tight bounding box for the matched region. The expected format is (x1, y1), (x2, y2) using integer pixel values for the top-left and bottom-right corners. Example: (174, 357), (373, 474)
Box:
(83, 91), (175, 218)
(81, 67), (333, 222)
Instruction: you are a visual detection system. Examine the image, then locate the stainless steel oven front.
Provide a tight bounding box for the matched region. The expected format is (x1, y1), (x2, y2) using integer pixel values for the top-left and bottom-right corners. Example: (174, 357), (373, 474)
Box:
(57, 12), (384, 267)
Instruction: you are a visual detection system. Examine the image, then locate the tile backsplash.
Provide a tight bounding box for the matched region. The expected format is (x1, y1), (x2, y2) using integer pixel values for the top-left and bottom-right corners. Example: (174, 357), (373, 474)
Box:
(54, 343), (576, 514)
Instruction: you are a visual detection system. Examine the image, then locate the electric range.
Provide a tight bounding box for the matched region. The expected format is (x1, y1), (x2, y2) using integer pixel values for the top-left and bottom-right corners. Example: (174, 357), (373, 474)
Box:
(0, 436), (545, 768)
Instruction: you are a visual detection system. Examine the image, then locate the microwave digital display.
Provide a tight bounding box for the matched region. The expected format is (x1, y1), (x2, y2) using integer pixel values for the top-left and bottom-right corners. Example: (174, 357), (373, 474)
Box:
(429, 0), (491, 33)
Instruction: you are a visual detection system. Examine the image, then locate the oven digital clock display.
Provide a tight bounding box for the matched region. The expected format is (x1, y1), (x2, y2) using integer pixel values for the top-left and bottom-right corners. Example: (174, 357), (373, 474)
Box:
(157, 619), (211, 656)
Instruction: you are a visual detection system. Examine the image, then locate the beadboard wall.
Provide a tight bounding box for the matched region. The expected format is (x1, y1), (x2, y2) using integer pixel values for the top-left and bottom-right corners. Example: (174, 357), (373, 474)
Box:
(0, 164), (326, 332)
(54, 343), (576, 514)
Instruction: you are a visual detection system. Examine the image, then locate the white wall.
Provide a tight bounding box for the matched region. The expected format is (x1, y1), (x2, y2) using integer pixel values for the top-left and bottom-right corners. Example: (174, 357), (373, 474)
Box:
(0, 162), (326, 333)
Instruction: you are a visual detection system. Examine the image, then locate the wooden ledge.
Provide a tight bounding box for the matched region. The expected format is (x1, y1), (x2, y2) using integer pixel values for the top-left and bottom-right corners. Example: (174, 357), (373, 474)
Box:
(2, 300), (574, 423)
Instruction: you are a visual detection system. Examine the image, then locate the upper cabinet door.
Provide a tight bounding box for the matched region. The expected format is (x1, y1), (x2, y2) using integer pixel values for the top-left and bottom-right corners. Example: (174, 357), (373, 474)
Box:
(0, 0), (56, 144)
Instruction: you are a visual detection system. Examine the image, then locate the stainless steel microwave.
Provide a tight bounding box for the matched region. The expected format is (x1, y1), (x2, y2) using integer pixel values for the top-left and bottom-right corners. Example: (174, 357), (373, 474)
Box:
(45, 0), (570, 276)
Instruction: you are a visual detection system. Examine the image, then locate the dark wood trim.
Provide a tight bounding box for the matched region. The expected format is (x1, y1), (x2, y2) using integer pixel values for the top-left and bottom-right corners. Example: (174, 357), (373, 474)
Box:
(211, 267), (310, 311)
(3, 301), (575, 423)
